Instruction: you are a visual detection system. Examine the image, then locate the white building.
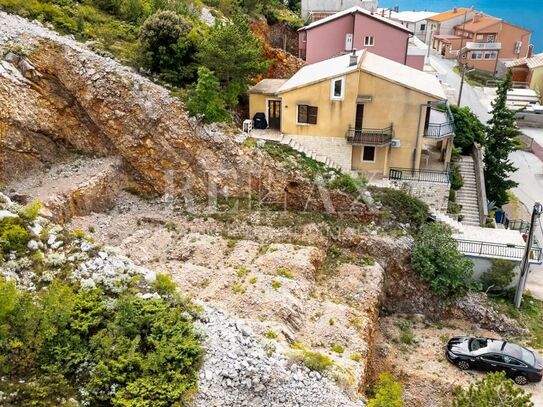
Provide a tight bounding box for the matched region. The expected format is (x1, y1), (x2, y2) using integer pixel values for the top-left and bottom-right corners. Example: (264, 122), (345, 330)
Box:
(386, 10), (438, 42)
(301, 0), (379, 21)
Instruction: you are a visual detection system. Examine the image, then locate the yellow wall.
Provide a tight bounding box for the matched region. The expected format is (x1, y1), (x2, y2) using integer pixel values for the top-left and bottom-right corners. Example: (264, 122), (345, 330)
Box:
(279, 71), (361, 137)
(530, 66), (543, 97)
(351, 145), (389, 172)
(249, 93), (274, 120)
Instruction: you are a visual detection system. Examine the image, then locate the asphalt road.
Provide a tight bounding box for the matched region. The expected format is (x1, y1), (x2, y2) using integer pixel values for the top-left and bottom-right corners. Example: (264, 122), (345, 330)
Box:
(429, 54), (543, 298)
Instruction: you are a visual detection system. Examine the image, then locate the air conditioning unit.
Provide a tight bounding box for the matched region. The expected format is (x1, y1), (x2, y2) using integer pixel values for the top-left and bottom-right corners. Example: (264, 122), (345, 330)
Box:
(391, 139), (401, 147)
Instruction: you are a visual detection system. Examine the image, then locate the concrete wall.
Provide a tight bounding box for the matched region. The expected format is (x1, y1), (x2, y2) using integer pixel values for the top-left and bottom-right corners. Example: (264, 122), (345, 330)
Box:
(249, 93), (280, 126)
(469, 257), (521, 287)
(303, 12), (409, 65)
(286, 134), (353, 171)
(530, 66), (543, 94)
(301, 0), (378, 19)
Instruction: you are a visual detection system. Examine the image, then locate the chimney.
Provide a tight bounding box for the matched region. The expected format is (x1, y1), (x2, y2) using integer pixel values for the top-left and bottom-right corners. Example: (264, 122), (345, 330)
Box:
(349, 49), (358, 66)
(473, 13), (482, 22)
(453, 7), (457, 13)
(528, 44), (534, 58)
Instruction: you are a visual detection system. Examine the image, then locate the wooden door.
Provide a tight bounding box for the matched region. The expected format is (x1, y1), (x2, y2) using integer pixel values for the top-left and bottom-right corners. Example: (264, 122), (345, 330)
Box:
(268, 100), (281, 129)
(355, 104), (364, 130)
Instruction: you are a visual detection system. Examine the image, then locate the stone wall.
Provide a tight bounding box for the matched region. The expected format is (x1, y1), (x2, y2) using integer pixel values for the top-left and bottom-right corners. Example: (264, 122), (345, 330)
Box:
(388, 179), (450, 212)
(287, 134), (353, 172)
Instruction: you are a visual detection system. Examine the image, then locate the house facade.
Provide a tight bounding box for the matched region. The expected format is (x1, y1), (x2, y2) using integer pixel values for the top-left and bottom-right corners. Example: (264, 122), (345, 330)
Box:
(432, 12), (532, 74)
(504, 53), (543, 95)
(387, 10), (437, 42)
(301, 0), (378, 20)
(298, 6), (424, 70)
(249, 50), (455, 180)
(425, 8), (475, 46)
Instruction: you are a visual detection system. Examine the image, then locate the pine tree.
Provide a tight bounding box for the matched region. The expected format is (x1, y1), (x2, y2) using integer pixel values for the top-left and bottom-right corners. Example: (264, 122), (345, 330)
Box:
(187, 67), (230, 123)
(198, 14), (269, 107)
(484, 69), (521, 207)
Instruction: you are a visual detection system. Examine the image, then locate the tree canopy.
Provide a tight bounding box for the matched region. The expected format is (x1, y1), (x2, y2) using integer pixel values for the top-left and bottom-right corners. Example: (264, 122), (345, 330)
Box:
(450, 105), (486, 153)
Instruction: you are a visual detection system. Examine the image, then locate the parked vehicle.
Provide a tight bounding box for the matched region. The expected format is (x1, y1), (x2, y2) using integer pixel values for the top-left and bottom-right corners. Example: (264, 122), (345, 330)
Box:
(446, 337), (543, 385)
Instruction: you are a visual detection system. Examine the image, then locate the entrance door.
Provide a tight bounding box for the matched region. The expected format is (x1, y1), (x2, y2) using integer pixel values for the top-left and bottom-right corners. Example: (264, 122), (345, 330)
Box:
(268, 100), (281, 129)
(355, 104), (364, 130)
(345, 33), (353, 51)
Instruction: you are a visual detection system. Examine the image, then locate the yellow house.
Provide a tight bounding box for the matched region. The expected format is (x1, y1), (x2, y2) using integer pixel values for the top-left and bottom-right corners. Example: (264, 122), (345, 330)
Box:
(249, 50), (455, 179)
(504, 53), (543, 99)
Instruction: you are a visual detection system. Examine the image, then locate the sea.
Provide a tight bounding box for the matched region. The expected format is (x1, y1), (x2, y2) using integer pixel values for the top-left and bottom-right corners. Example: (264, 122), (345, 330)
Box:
(379, 0), (542, 52)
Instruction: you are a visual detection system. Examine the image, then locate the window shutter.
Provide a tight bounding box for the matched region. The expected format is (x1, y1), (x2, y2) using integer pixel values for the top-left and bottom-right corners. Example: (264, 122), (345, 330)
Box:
(308, 106), (318, 124)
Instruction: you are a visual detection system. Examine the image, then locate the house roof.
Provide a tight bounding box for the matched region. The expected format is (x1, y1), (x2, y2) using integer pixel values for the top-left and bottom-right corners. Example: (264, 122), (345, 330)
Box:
(359, 51), (446, 99)
(390, 10), (437, 23)
(277, 49), (446, 100)
(277, 51), (363, 93)
(456, 15), (501, 33)
(434, 34), (461, 40)
(298, 6), (412, 34)
(249, 79), (288, 95)
(428, 8), (472, 22)
(504, 53), (543, 69)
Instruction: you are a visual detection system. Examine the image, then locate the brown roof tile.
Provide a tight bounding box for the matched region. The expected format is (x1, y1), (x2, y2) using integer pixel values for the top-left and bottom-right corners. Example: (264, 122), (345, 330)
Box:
(429, 8), (472, 22)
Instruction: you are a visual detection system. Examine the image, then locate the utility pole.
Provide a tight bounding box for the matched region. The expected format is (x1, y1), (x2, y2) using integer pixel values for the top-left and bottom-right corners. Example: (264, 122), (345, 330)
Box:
(456, 8), (470, 106)
(458, 64), (466, 106)
(514, 202), (543, 308)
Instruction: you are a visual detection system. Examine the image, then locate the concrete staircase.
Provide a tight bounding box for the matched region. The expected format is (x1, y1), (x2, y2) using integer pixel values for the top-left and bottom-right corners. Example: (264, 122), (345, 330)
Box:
(430, 208), (464, 233)
(279, 135), (343, 171)
(455, 156), (481, 226)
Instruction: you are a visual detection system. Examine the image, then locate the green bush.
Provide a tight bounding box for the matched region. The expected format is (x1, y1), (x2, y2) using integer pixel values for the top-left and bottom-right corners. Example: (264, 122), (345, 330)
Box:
(0, 217), (30, 256)
(367, 372), (403, 407)
(453, 371), (533, 407)
(450, 105), (486, 153)
(299, 350), (333, 373)
(0, 279), (202, 406)
(481, 259), (516, 293)
(152, 273), (177, 296)
(370, 187), (430, 230)
(329, 173), (366, 195)
(411, 222), (474, 299)
(18, 200), (43, 221)
(187, 66), (231, 123)
(450, 164), (464, 190)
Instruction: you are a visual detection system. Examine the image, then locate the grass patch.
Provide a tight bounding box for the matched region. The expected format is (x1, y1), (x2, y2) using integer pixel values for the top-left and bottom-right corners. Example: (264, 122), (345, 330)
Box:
(265, 330), (277, 339)
(297, 350), (334, 373)
(331, 344), (344, 354)
(270, 280), (281, 290)
(232, 284), (247, 294)
(453, 65), (495, 87)
(397, 320), (417, 345)
(235, 266), (249, 278)
(249, 277), (257, 284)
(276, 267), (294, 279)
(350, 353), (362, 362)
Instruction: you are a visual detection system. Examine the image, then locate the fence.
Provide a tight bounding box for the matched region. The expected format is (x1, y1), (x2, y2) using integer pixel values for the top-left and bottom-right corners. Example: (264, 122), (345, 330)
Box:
(388, 167), (450, 184)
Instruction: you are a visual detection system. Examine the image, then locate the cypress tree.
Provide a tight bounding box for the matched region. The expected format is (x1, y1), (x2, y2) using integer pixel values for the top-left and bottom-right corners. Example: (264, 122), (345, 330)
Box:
(484, 69), (520, 207)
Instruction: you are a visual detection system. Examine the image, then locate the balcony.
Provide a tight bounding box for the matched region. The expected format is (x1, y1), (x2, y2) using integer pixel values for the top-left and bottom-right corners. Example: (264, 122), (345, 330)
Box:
(345, 125), (393, 145)
(388, 167), (451, 184)
(464, 41), (502, 50)
(424, 108), (455, 139)
(456, 239), (542, 264)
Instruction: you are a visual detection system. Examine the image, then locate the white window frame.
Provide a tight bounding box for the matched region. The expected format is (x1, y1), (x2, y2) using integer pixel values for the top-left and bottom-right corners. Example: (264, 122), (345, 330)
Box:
(330, 76), (345, 100)
(476, 34), (483, 41)
(471, 51), (483, 60)
(361, 145), (376, 162)
(487, 34), (496, 43)
(364, 36), (374, 47)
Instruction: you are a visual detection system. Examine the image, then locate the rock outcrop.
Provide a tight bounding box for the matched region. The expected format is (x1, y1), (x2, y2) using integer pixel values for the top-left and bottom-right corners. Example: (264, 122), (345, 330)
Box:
(0, 12), (371, 221)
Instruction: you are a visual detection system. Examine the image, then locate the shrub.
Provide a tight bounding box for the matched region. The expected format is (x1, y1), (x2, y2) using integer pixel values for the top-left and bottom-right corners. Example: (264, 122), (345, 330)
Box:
(329, 173), (366, 195)
(450, 105), (486, 153)
(0, 217), (30, 256)
(452, 371), (533, 407)
(276, 267), (294, 279)
(350, 353), (362, 362)
(235, 266), (249, 278)
(331, 344), (344, 354)
(232, 284), (247, 294)
(451, 164), (464, 191)
(411, 223), (474, 299)
(0, 279), (202, 406)
(397, 320), (416, 345)
(249, 277), (257, 284)
(152, 273), (177, 296)
(187, 67), (231, 123)
(265, 330), (277, 339)
(367, 372), (404, 407)
(270, 280), (281, 290)
(370, 187), (430, 230)
(299, 350), (333, 373)
(480, 259), (516, 293)
(18, 200), (43, 221)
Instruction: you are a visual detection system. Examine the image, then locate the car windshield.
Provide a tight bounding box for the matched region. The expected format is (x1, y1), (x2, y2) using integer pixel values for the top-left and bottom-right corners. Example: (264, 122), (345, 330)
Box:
(468, 338), (488, 352)
(520, 348), (535, 366)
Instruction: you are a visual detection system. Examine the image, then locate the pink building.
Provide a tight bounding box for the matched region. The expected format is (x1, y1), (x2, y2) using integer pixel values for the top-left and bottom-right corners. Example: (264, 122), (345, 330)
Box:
(298, 6), (421, 69)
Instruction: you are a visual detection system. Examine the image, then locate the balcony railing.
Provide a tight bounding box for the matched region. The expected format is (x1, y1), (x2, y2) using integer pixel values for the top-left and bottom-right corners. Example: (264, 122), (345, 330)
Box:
(465, 42), (502, 50)
(456, 239), (543, 263)
(388, 167), (451, 184)
(424, 121), (455, 138)
(345, 125), (393, 145)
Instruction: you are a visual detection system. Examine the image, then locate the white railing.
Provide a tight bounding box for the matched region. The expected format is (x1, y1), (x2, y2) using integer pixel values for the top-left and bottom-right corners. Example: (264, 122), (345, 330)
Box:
(465, 42), (502, 50)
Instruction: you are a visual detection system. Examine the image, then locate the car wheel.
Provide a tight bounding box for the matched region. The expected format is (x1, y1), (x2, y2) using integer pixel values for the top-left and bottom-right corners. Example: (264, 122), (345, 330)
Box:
(514, 375), (528, 385)
(457, 360), (470, 370)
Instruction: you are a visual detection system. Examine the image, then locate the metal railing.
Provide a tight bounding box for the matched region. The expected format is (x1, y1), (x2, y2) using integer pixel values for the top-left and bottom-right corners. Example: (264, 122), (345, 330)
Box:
(388, 167), (451, 184)
(424, 121), (455, 138)
(465, 42), (502, 50)
(504, 218), (531, 233)
(456, 239), (543, 263)
(345, 125), (393, 145)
